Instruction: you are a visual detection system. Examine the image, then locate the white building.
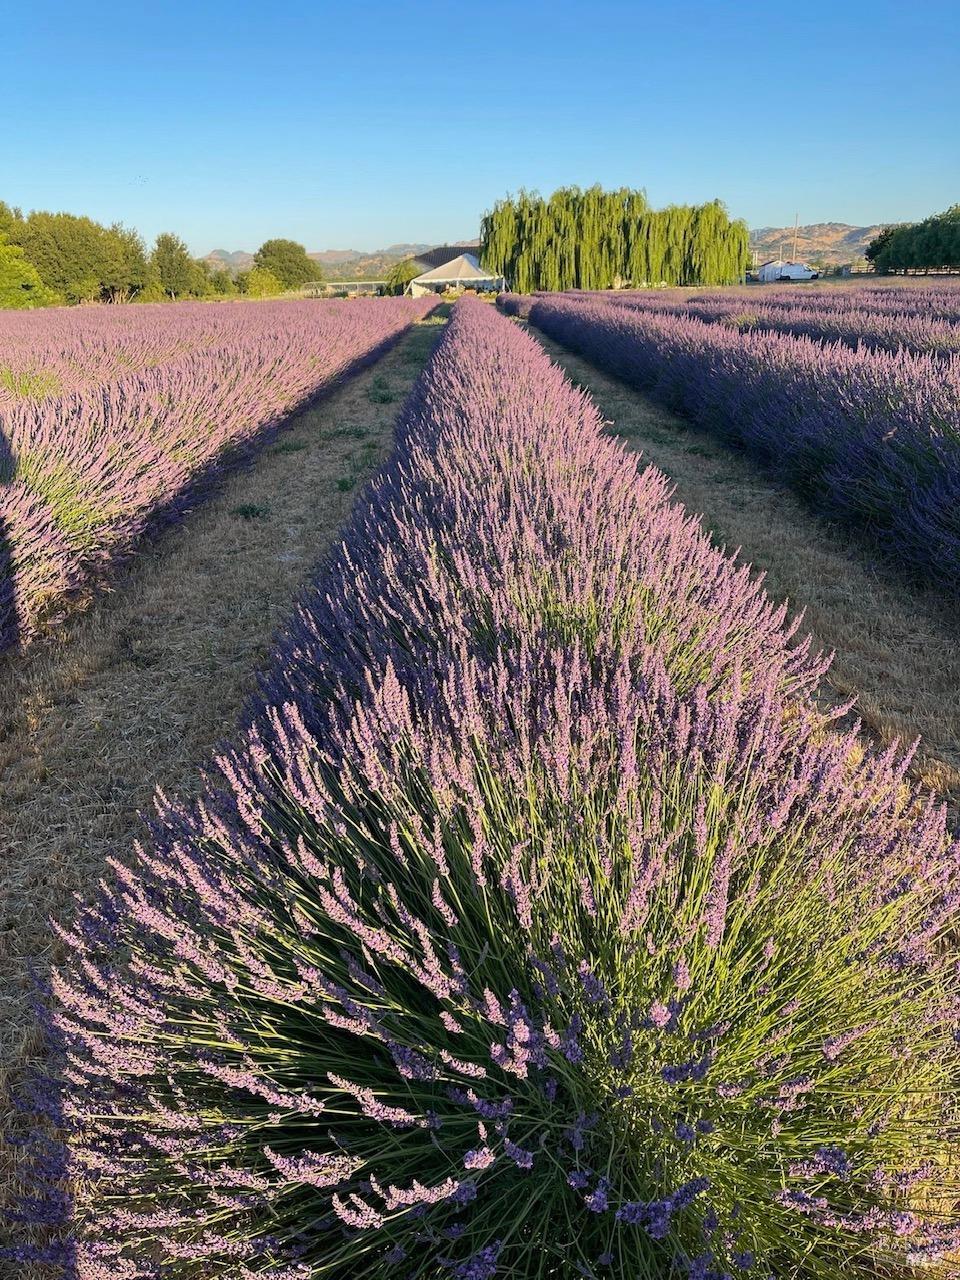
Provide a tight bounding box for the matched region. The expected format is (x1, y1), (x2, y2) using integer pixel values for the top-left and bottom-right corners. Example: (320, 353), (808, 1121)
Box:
(757, 259), (819, 283)
(406, 247), (503, 296)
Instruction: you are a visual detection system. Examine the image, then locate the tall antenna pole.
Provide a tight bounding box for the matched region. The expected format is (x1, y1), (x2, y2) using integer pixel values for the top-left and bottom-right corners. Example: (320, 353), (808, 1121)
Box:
(792, 212), (799, 261)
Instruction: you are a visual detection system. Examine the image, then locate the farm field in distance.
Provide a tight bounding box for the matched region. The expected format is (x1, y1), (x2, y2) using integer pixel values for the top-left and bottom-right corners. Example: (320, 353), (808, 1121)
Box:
(2, 278), (960, 1280)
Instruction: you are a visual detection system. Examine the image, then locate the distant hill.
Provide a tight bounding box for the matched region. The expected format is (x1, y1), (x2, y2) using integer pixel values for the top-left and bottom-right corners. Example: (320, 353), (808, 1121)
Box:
(310, 247), (432, 281)
(748, 223), (884, 266)
(309, 249), (364, 266)
(205, 249), (255, 272)
(203, 241), (476, 282)
(318, 241), (482, 281)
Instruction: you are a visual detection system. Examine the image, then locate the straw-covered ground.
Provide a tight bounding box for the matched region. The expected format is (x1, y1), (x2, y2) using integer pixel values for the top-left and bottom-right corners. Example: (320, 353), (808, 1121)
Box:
(528, 323), (960, 811)
(0, 309), (448, 1262)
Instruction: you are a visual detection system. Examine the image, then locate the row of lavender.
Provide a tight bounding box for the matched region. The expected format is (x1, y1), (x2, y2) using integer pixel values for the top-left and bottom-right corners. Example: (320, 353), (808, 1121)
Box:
(0, 297), (436, 651)
(736, 280), (960, 321)
(652, 281), (960, 323)
(15, 297), (960, 1279)
(0, 303), (252, 405)
(614, 289), (960, 358)
(515, 285), (960, 358)
(506, 293), (960, 597)
(681, 280), (960, 324)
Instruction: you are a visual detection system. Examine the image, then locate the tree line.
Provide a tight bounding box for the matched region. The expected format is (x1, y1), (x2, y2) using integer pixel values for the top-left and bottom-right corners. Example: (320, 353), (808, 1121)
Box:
(480, 186), (749, 292)
(0, 201), (325, 309)
(866, 205), (960, 274)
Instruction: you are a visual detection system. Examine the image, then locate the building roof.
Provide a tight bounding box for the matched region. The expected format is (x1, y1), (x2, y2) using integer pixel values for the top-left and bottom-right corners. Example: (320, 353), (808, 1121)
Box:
(411, 253), (501, 283)
(411, 243), (482, 271)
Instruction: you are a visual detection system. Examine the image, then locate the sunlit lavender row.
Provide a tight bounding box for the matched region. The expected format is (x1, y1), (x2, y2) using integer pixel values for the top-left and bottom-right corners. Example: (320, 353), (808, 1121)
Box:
(0, 304), (246, 405)
(688, 280), (960, 323)
(731, 280), (960, 322)
(13, 298), (960, 1279)
(0, 297), (436, 651)
(506, 284), (960, 358)
(603, 289), (960, 358)
(509, 292), (960, 596)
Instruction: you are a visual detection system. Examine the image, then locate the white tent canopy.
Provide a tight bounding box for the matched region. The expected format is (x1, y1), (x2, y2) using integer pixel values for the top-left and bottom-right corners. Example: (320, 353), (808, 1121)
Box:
(408, 252), (503, 295)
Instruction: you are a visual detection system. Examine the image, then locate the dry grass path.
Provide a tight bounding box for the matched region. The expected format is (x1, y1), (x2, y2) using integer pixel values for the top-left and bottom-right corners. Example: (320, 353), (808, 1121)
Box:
(0, 311), (447, 1255)
(529, 323), (960, 811)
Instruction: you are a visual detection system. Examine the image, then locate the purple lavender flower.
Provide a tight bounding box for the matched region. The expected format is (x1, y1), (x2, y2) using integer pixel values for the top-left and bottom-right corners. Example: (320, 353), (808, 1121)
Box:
(503, 1139), (534, 1170)
(449, 1241), (501, 1279)
(584, 1177), (610, 1212)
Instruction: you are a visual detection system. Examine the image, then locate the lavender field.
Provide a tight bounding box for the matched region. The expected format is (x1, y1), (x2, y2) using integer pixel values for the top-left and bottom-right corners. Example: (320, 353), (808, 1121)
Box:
(6, 297), (959, 1280)
(4, 0), (958, 1274)
(0, 297), (436, 652)
(503, 286), (960, 596)
(595, 287), (960, 357)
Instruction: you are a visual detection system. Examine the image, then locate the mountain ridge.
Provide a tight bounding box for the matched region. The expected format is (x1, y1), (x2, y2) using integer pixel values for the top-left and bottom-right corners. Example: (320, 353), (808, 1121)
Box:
(748, 222), (883, 265)
(202, 241), (479, 280)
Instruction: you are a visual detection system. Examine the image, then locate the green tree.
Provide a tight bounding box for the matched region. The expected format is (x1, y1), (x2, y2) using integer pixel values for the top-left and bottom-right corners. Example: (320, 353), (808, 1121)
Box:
(481, 186), (747, 292)
(186, 257), (218, 298)
(16, 211), (118, 300)
(864, 226), (898, 271)
(867, 207), (960, 273)
(209, 268), (237, 296)
(246, 266), (282, 298)
(1, 209), (152, 302)
(136, 278), (168, 303)
(151, 232), (195, 299)
(102, 224), (150, 301)
(253, 238), (323, 289)
(67, 277), (102, 304)
(0, 201), (23, 240)
(0, 236), (57, 308)
(0, 204), (215, 304)
(385, 257), (421, 295)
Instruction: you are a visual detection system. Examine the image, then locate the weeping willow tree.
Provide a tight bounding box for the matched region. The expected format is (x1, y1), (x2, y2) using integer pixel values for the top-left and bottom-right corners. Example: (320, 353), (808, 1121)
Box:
(481, 185), (748, 292)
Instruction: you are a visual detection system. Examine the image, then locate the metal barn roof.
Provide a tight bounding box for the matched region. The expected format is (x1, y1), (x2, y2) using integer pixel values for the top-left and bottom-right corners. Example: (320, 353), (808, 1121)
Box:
(411, 243), (483, 271)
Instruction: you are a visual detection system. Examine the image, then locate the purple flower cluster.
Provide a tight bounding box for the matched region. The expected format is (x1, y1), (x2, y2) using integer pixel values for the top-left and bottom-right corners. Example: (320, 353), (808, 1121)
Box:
(0, 296), (436, 651)
(510, 290), (960, 597)
(12, 298), (960, 1278)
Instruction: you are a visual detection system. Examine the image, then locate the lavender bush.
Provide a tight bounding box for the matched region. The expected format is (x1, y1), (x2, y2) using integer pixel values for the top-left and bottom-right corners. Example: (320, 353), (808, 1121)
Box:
(12, 299), (960, 1279)
(0, 297), (436, 651)
(515, 293), (960, 598)
(505, 282), (960, 358)
(730, 281), (960, 325)
(613, 281), (960, 325)
(603, 291), (960, 359)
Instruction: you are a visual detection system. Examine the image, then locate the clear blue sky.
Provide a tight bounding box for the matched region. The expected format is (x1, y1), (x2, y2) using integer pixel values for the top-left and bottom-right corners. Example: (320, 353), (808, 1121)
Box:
(3, 0), (957, 255)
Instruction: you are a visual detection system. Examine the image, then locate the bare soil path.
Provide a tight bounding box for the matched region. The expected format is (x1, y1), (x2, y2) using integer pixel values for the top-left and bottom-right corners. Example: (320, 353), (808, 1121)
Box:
(0, 311), (447, 1249)
(528, 322), (960, 810)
